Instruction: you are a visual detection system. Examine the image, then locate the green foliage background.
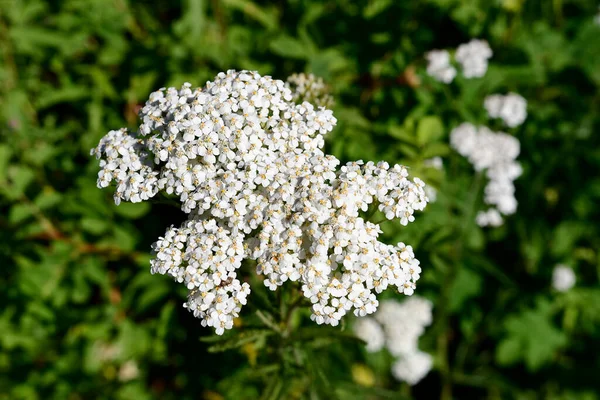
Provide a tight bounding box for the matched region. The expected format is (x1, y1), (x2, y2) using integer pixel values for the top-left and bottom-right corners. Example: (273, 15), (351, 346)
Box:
(1, 0), (599, 399)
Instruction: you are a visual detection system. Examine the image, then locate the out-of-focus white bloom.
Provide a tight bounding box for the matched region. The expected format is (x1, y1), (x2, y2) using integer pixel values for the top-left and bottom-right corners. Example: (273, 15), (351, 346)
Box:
(286, 73), (334, 108)
(92, 70), (429, 334)
(595, 6), (600, 25)
(391, 350), (433, 385)
(476, 209), (503, 227)
(424, 186), (437, 203)
(424, 157), (443, 170)
(552, 264), (576, 292)
(450, 122), (479, 157)
(362, 297), (433, 385)
(118, 360), (140, 382)
(354, 317), (385, 352)
(93, 342), (121, 362)
(455, 39), (492, 78)
(425, 50), (457, 83)
(485, 93), (527, 128)
(451, 124), (520, 171)
(422, 158), (442, 203)
(450, 123), (521, 226)
(375, 299), (428, 356)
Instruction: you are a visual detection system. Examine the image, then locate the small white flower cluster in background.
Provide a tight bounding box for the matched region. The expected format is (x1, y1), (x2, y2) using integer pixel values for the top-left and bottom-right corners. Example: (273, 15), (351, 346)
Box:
(552, 264), (576, 292)
(424, 186), (437, 203)
(484, 93), (527, 128)
(455, 39), (493, 78)
(353, 317), (386, 353)
(425, 39), (492, 83)
(118, 360), (140, 382)
(475, 208), (503, 227)
(450, 123), (522, 227)
(286, 72), (334, 108)
(353, 297), (433, 385)
(595, 6), (600, 25)
(391, 350), (434, 386)
(424, 156), (443, 170)
(425, 50), (457, 84)
(92, 70), (429, 335)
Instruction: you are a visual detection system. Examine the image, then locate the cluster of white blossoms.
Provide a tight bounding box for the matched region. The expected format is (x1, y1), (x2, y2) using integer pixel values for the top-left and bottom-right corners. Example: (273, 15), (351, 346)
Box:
(91, 70), (429, 335)
(286, 72), (334, 108)
(353, 317), (386, 353)
(455, 39), (493, 78)
(484, 93), (528, 128)
(353, 297), (433, 385)
(424, 156), (443, 171)
(552, 264), (576, 292)
(450, 123), (522, 227)
(425, 39), (492, 83)
(425, 50), (457, 84)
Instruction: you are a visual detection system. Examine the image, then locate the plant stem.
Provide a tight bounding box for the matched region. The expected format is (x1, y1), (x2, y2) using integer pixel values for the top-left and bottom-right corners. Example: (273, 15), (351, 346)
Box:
(438, 172), (485, 400)
(282, 291), (305, 337)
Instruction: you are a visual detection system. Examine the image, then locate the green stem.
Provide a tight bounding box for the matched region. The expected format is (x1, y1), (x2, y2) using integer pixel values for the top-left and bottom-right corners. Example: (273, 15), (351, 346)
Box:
(399, 382), (412, 398)
(441, 85), (470, 122)
(438, 172), (485, 400)
(282, 292), (305, 337)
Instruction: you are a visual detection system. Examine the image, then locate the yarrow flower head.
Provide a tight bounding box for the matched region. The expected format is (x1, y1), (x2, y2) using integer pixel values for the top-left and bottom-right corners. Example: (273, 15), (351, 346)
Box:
(552, 264), (576, 292)
(353, 296), (433, 385)
(450, 123), (522, 226)
(91, 70), (429, 335)
(353, 317), (385, 352)
(484, 93), (527, 128)
(455, 39), (492, 78)
(286, 73), (334, 108)
(425, 50), (457, 83)
(391, 350), (433, 385)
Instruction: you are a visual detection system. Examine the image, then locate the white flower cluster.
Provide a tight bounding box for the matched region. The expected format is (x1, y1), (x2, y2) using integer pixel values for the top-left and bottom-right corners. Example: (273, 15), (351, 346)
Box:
(455, 39), (493, 78)
(475, 208), (503, 228)
(91, 70), (428, 334)
(450, 123), (522, 227)
(286, 72), (334, 108)
(552, 264), (576, 292)
(353, 297), (433, 385)
(391, 350), (434, 385)
(424, 157), (443, 171)
(425, 50), (457, 84)
(425, 39), (492, 82)
(353, 317), (386, 352)
(484, 93), (527, 128)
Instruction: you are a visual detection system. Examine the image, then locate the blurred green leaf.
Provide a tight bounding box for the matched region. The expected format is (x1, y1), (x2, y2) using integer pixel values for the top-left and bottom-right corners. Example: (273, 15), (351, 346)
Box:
(269, 34), (311, 59)
(417, 116), (444, 146)
(81, 217), (110, 235)
(496, 300), (567, 371)
(449, 267), (482, 312)
(113, 202), (151, 219)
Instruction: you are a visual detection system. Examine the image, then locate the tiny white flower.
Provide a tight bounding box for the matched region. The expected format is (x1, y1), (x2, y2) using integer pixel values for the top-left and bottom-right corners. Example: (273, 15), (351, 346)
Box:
(552, 264), (576, 292)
